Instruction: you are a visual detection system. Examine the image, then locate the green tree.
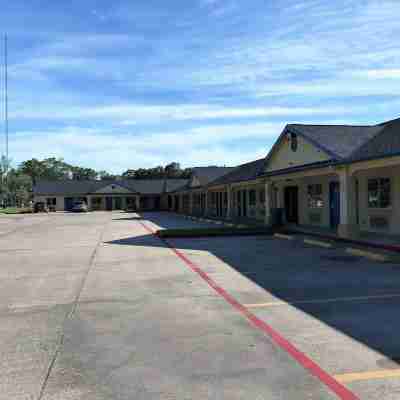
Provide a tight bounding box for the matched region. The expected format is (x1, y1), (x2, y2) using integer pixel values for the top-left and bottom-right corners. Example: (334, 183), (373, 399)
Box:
(40, 157), (71, 180)
(19, 158), (46, 184)
(165, 162), (180, 178)
(0, 156), (12, 207)
(121, 169), (136, 179)
(6, 170), (32, 207)
(71, 166), (98, 180)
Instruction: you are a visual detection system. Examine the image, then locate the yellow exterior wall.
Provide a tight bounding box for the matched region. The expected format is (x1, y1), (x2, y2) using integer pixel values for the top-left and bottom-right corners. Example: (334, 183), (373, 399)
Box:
(266, 135), (329, 172)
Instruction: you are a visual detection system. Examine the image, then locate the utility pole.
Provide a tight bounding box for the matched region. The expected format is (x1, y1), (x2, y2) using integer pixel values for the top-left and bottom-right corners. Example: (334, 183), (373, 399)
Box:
(4, 34), (8, 173)
(1, 34), (9, 208)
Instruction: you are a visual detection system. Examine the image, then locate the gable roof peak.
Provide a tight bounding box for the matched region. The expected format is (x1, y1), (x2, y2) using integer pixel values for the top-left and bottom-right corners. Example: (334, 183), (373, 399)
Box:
(377, 116), (400, 126)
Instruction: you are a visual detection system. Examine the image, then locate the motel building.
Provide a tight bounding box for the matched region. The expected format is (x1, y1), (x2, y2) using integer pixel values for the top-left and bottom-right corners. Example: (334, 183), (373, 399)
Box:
(168, 117), (400, 240)
(261, 119), (400, 239)
(34, 117), (400, 241)
(33, 179), (188, 212)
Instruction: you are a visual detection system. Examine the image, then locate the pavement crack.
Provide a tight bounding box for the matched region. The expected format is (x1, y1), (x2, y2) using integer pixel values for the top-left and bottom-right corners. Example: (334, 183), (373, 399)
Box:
(37, 217), (111, 400)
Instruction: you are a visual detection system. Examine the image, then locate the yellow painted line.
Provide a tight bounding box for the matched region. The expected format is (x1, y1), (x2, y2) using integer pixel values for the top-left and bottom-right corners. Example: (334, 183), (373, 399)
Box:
(304, 238), (333, 248)
(244, 293), (400, 308)
(274, 233), (293, 240)
(334, 369), (400, 383)
(346, 247), (389, 262)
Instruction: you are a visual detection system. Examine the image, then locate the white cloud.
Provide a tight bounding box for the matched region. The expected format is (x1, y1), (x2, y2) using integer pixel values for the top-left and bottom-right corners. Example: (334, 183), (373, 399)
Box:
(10, 103), (364, 123)
(353, 69), (400, 80)
(9, 122), (283, 172)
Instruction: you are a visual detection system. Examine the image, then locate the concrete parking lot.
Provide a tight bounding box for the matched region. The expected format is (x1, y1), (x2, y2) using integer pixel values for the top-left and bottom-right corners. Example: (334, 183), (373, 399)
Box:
(1, 211), (400, 399)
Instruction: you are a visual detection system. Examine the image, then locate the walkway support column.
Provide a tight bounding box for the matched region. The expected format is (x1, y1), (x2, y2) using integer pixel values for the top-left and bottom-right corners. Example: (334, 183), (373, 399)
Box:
(264, 181), (272, 226)
(337, 168), (359, 238)
(189, 192), (194, 215)
(204, 191), (209, 217)
(136, 196), (140, 211)
(226, 185), (232, 220)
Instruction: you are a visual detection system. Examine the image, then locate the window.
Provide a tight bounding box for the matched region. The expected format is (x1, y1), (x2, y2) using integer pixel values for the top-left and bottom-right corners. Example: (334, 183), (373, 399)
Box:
(249, 189), (256, 206)
(307, 184), (324, 208)
(368, 178), (391, 208)
(211, 192), (216, 204)
(46, 198), (56, 206)
(259, 189), (265, 203)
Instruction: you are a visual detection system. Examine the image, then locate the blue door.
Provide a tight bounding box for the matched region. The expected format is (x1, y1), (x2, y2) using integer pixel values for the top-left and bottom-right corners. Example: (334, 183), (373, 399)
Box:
(329, 182), (340, 229)
(106, 197), (113, 211)
(64, 197), (74, 211)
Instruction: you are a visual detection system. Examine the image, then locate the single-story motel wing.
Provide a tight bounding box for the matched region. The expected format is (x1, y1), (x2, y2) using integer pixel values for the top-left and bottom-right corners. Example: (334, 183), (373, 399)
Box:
(33, 117), (400, 239)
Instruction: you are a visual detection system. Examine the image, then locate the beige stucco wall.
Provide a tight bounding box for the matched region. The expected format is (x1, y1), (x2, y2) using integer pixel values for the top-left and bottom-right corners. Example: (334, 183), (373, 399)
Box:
(34, 195), (66, 211)
(231, 181), (265, 221)
(270, 163), (400, 235)
(34, 194), (139, 211)
(266, 135), (329, 172)
(272, 173), (337, 228)
(355, 165), (400, 235)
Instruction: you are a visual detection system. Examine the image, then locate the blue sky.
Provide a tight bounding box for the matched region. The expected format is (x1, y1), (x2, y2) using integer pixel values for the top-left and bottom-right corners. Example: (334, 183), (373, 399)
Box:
(1, 0), (400, 173)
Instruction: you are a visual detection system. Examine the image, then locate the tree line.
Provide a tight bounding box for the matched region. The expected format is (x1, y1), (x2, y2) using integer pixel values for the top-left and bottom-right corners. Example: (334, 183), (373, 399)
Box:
(0, 157), (192, 207)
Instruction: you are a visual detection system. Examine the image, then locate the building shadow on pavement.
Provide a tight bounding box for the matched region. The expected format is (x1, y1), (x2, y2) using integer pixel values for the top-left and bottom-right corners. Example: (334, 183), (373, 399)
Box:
(105, 212), (400, 367)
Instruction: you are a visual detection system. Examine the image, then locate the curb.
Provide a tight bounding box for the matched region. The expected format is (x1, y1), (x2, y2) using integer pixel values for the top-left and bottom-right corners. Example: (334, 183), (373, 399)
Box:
(304, 238), (333, 249)
(274, 233), (293, 240)
(345, 247), (399, 263)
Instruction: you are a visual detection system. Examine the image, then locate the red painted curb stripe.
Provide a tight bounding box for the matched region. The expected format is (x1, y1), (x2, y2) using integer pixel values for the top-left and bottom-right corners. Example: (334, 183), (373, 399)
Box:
(140, 221), (359, 400)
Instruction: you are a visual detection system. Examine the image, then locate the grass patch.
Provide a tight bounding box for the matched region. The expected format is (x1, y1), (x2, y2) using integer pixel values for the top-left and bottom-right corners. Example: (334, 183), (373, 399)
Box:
(0, 207), (33, 215)
(157, 226), (273, 238)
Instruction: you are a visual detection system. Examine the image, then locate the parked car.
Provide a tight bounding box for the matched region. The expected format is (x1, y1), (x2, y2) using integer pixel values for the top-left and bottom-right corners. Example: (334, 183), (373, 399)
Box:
(34, 202), (49, 213)
(71, 201), (88, 212)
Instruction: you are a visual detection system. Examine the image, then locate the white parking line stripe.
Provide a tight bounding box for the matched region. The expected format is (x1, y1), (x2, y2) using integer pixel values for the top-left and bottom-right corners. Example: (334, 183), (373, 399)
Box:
(245, 293), (400, 308)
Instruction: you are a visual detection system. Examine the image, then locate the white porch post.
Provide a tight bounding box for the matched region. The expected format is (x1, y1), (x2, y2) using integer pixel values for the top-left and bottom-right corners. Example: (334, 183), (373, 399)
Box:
(226, 185), (231, 219)
(86, 195), (92, 211)
(189, 193), (194, 215)
(337, 168), (358, 238)
(136, 196), (140, 211)
(204, 191), (209, 216)
(264, 182), (272, 226)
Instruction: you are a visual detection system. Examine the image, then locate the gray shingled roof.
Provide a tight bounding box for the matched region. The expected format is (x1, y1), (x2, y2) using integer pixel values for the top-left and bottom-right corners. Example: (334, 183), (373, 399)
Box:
(208, 158), (266, 187)
(129, 179), (165, 194)
(192, 166), (235, 186)
(132, 179), (188, 194)
(34, 179), (188, 196)
(164, 179), (189, 193)
(287, 123), (383, 160)
(33, 180), (111, 195)
(348, 118), (400, 161)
